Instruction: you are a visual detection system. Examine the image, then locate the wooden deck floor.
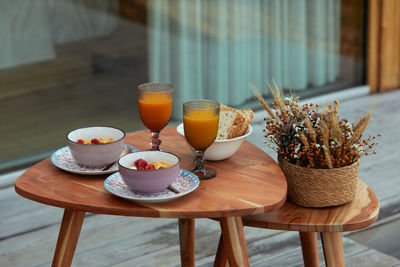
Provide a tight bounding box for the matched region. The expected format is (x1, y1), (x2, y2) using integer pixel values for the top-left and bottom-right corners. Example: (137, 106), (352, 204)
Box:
(1, 89), (400, 266)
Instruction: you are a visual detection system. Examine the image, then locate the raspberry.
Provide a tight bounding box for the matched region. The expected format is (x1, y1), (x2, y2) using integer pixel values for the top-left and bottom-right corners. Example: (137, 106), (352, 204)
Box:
(91, 138), (100, 144)
(137, 166), (145, 171)
(145, 164), (155, 170)
(77, 139), (84, 144)
(134, 159), (148, 168)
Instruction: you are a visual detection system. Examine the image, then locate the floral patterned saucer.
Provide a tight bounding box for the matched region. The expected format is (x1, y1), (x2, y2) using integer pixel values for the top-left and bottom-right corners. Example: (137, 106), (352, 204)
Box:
(51, 145), (138, 175)
(104, 170), (199, 203)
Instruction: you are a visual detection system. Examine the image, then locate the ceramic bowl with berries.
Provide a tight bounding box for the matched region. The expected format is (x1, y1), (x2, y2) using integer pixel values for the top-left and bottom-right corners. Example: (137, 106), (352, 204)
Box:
(67, 126), (125, 167)
(118, 151), (180, 193)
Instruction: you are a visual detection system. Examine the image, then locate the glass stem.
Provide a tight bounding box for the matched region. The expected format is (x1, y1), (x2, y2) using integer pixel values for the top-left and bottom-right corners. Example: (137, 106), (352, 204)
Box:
(150, 131), (161, 150)
(194, 150), (205, 169)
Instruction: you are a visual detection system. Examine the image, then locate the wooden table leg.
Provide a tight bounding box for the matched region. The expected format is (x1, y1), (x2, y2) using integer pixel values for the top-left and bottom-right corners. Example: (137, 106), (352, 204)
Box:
(299, 232), (319, 267)
(214, 234), (229, 267)
(219, 216), (249, 267)
(321, 232), (345, 267)
(52, 209), (85, 267)
(179, 218), (195, 267)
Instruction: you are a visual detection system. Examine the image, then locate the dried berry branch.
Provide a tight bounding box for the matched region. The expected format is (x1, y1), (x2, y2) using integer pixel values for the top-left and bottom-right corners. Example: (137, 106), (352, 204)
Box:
(299, 132), (314, 166)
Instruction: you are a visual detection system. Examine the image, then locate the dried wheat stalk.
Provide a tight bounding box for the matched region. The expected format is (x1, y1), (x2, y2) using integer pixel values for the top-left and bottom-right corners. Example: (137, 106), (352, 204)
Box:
(268, 81), (288, 121)
(249, 83), (277, 120)
(327, 111), (343, 145)
(304, 117), (317, 143)
(320, 120), (333, 168)
(346, 112), (372, 146)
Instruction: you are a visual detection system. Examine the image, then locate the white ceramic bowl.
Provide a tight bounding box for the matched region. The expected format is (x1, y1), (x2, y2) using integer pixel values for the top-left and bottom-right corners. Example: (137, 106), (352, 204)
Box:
(176, 123), (252, 161)
(67, 126), (125, 167)
(118, 151), (180, 193)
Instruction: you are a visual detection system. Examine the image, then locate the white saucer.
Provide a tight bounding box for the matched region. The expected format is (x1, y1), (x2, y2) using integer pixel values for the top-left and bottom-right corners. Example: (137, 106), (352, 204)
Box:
(104, 170), (199, 203)
(51, 145), (138, 175)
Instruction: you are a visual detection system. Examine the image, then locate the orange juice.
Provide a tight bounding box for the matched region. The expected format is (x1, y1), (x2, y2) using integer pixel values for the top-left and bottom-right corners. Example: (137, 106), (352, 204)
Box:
(183, 109), (219, 150)
(139, 93), (172, 131)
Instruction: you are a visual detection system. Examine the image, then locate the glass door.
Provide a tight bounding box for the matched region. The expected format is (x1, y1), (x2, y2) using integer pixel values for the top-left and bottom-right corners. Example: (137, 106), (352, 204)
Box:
(0, 0), (366, 173)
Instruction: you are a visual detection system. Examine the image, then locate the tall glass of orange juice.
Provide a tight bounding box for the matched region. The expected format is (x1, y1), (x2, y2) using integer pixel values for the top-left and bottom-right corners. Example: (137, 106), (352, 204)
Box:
(183, 99), (220, 179)
(138, 83), (173, 150)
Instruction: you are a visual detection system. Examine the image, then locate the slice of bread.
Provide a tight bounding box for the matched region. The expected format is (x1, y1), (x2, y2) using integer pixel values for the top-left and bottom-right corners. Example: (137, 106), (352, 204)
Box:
(238, 108), (254, 136)
(217, 104), (254, 140)
(217, 104), (245, 140)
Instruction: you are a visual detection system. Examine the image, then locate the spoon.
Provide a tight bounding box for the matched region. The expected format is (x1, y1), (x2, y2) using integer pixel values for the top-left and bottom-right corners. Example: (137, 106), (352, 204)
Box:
(168, 185), (180, 194)
(102, 146), (132, 171)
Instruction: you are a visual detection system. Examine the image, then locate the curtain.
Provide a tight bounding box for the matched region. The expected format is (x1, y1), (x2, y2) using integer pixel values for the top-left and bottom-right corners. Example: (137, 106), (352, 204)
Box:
(148, 0), (341, 118)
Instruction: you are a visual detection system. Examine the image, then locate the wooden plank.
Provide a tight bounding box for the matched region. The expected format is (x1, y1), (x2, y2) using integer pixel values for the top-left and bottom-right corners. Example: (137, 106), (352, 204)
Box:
(379, 0), (400, 91)
(1, 207), (399, 267)
(366, 0), (381, 93)
(344, 244), (400, 267)
(347, 215), (400, 259)
(1, 214), (182, 266)
(0, 186), (64, 239)
(367, 0), (400, 93)
(248, 235), (400, 267)
(72, 218), (220, 267)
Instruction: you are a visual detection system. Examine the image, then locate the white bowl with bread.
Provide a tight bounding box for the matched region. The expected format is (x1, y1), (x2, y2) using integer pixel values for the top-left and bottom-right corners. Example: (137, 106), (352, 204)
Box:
(177, 104), (254, 161)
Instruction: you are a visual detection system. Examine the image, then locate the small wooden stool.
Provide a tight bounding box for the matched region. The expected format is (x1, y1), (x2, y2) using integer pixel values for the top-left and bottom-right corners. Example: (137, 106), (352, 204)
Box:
(214, 181), (379, 267)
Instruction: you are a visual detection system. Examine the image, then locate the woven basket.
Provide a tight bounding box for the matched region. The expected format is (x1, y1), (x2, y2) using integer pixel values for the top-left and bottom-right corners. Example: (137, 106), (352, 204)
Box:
(278, 159), (359, 208)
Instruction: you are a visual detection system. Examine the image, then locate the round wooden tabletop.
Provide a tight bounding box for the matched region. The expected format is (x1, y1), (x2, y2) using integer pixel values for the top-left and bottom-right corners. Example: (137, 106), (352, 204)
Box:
(15, 126), (287, 219)
(243, 181), (379, 232)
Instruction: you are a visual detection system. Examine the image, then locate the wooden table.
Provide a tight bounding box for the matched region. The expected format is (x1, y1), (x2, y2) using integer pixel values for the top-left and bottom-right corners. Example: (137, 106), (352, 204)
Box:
(14, 127), (287, 267)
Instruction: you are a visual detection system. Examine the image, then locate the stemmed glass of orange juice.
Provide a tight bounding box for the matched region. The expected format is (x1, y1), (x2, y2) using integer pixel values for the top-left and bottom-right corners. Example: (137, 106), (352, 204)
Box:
(183, 99), (220, 179)
(138, 83), (173, 150)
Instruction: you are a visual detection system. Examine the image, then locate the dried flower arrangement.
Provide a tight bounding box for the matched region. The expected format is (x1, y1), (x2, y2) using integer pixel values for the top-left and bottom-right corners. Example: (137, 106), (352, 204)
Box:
(250, 82), (379, 169)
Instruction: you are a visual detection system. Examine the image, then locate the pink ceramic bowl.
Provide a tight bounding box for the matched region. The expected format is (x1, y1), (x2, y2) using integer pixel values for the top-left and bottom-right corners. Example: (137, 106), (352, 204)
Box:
(67, 126), (125, 167)
(118, 151), (180, 193)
